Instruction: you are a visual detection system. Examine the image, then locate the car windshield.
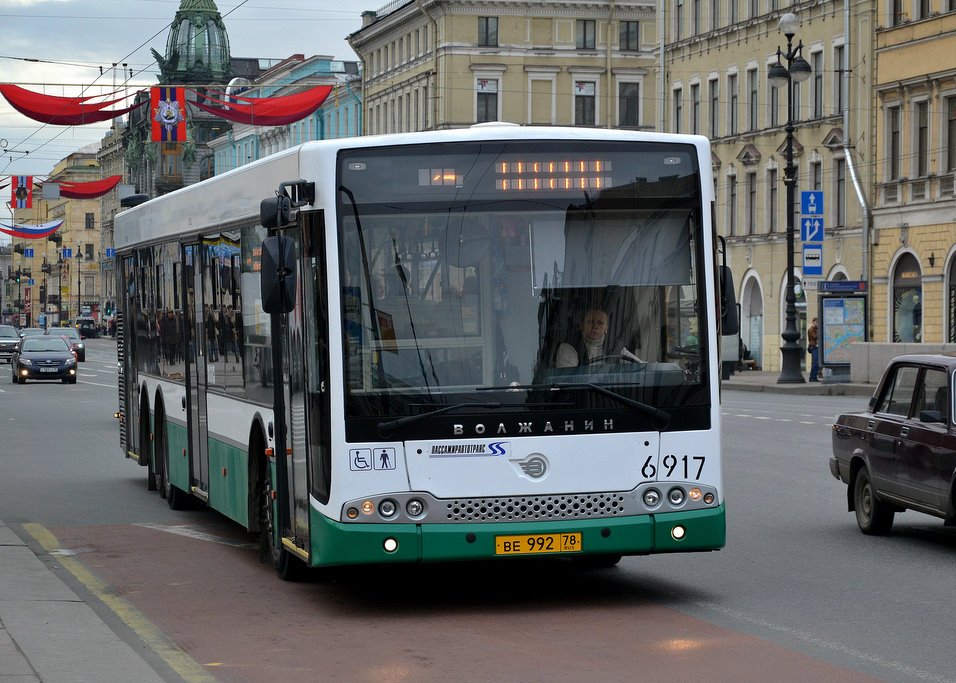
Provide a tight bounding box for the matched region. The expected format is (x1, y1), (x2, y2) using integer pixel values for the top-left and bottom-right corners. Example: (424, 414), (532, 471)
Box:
(0, 327), (17, 339)
(23, 337), (69, 352)
(20, 328), (44, 336)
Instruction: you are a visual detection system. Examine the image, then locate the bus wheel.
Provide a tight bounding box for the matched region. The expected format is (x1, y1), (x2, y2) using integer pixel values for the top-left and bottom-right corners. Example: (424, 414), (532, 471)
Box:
(572, 554), (623, 569)
(259, 476), (305, 581)
(156, 413), (187, 510)
(854, 467), (894, 535)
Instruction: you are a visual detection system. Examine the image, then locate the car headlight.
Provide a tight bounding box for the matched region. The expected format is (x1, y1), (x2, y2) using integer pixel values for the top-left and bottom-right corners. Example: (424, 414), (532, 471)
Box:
(65, 357), (76, 366)
(19, 359), (33, 366)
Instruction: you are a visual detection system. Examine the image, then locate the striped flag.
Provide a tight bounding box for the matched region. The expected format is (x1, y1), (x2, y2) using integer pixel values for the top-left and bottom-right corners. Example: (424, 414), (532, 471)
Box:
(150, 86), (188, 142)
(11, 175), (32, 208)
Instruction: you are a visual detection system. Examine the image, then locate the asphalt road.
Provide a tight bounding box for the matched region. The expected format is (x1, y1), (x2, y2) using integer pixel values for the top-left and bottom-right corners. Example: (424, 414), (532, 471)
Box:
(1, 346), (953, 682)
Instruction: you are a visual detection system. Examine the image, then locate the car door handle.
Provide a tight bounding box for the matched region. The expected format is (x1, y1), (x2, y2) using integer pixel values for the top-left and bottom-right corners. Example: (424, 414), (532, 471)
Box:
(900, 426), (910, 438)
(866, 420), (877, 431)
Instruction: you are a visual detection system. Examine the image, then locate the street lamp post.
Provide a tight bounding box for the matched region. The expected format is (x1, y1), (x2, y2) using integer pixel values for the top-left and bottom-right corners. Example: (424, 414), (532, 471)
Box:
(76, 247), (82, 322)
(768, 13), (812, 384)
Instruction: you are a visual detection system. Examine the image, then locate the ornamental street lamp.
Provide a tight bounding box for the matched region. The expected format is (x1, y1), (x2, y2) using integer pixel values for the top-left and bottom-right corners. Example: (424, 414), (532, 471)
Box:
(768, 12), (812, 384)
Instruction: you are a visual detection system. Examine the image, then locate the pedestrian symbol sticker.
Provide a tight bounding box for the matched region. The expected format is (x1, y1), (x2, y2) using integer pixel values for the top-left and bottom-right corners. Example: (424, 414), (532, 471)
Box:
(374, 448), (396, 470)
(350, 448), (372, 471)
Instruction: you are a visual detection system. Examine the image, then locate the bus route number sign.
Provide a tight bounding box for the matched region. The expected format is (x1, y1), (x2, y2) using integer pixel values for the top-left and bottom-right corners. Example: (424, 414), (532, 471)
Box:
(495, 532), (582, 555)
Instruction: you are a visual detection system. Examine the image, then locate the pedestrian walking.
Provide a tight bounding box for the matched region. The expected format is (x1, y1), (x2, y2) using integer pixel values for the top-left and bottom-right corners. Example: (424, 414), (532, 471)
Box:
(807, 317), (820, 382)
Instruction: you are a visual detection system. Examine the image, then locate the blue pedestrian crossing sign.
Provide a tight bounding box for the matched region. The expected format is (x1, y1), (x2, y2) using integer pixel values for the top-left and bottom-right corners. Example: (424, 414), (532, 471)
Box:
(801, 190), (823, 216)
(801, 216), (824, 242)
(24, 248), (34, 258)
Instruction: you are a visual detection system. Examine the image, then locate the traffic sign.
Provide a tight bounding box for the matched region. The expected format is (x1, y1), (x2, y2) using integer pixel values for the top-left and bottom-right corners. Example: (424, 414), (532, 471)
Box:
(800, 216), (824, 242)
(801, 190), (823, 216)
(24, 248), (34, 258)
(28, 278), (34, 286)
(105, 248), (115, 258)
(819, 280), (867, 293)
(803, 244), (823, 276)
(62, 247), (72, 258)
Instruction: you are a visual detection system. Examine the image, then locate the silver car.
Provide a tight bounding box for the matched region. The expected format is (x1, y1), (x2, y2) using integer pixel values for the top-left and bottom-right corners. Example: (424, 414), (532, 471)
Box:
(0, 325), (18, 363)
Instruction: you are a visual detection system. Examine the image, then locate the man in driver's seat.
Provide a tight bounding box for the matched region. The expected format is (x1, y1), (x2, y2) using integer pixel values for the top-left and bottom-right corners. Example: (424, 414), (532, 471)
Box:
(555, 307), (621, 367)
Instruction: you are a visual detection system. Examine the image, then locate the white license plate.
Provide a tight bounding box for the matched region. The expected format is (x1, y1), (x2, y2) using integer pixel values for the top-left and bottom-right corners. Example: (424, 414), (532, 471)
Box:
(40, 367), (58, 373)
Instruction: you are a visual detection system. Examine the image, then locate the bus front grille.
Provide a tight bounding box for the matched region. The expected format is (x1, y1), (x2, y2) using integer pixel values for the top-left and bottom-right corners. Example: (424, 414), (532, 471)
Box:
(444, 494), (627, 522)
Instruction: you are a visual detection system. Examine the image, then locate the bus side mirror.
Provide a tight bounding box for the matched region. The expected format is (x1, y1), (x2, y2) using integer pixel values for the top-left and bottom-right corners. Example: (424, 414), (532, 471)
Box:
(720, 265), (739, 336)
(260, 236), (296, 314)
(260, 195), (292, 229)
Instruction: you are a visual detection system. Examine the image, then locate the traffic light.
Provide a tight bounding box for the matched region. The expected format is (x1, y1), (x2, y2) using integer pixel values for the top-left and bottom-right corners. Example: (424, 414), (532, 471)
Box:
(15, 274), (20, 284)
(105, 301), (112, 315)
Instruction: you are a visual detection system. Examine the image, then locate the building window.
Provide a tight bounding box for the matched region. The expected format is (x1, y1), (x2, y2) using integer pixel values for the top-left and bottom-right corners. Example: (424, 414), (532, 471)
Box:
(619, 82), (640, 127)
(747, 68), (758, 131)
(835, 158), (846, 227)
(811, 161), (822, 190)
(673, 87), (683, 133)
(889, 105), (902, 180)
(476, 79), (498, 123)
(893, 253), (922, 343)
(575, 81), (596, 125)
(691, 83), (700, 134)
(792, 77), (802, 122)
(728, 73), (738, 135)
(676, 0), (684, 40)
(729, 0), (737, 24)
(768, 169), (778, 232)
(85, 212), (94, 229)
(750, 0), (758, 18)
(948, 262), (956, 342)
(84, 244), (94, 261)
(769, 79), (780, 127)
(834, 44), (846, 114)
(916, 100), (928, 177)
(693, 0), (701, 34)
(746, 172), (757, 234)
(576, 20), (596, 49)
(620, 21), (639, 50)
(811, 51), (823, 118)
(891, 0), (904, 25)
(478, 17), (498, 46)
(918, 0), (929, 19)
(709, 78), (719, 138)
(948, 97), (956, 172)
(728, 174), (738, 235)
(711, 0), (719, 30)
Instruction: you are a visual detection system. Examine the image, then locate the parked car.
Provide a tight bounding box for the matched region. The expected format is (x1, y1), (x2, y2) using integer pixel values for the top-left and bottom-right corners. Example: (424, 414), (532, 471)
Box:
(44, 327), (85, 361)
(0, 325), (19, 363)
(830, 353), (956, 535)
(75, 316), (99, 339)
(11, 335), (78, 384)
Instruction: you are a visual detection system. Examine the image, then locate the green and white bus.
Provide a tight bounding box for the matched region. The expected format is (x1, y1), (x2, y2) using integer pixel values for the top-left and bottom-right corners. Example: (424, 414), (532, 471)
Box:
(115, 125), (737, 578)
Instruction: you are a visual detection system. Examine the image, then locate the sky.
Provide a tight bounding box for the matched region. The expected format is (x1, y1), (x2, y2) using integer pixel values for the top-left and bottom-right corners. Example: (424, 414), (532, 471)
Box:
(0, 0), (364, 185)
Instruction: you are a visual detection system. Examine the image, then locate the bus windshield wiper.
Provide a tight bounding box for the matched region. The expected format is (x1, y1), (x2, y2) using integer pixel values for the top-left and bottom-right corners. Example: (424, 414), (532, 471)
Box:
(377, 402), (502, 437)
(479, 383), (670, 429)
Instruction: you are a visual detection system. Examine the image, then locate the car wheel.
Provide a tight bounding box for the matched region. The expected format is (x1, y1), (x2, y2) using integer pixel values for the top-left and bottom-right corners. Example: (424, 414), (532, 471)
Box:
(853, 467), (894, 535)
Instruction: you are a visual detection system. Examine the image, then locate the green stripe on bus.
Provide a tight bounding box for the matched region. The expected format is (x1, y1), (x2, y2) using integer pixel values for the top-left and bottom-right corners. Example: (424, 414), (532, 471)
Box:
(207, 438), (250, 528)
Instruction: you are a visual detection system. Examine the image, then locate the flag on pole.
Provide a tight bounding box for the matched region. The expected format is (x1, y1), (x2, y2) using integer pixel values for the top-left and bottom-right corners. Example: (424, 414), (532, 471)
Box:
(11, 175), (33, 208)
(150, 86), (187, 142)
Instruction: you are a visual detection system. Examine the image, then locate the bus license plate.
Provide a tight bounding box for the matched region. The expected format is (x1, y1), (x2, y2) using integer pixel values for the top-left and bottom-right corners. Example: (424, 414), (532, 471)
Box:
(495, 532), (582, 556)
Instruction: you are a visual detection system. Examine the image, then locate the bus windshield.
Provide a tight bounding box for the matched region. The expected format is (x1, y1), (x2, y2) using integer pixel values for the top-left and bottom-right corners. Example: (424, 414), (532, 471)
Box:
(338, 140), (707, 422)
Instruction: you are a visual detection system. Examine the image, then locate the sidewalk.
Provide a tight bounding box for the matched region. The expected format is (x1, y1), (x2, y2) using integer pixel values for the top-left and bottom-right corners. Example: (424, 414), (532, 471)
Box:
(0, 521), (166, 683)
(722, 368), (875, 397)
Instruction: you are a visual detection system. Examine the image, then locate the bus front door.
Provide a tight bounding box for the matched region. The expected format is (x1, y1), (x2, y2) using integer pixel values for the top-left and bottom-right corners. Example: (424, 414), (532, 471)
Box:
(184, 244), (210, 496)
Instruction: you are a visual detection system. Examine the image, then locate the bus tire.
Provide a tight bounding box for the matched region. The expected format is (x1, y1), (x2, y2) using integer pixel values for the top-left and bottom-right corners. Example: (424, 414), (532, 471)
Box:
(155, 402), (187, 510)
(853, 467), (894, 535)
(259, 474), (305, 581)
(140, 395), (157, 492)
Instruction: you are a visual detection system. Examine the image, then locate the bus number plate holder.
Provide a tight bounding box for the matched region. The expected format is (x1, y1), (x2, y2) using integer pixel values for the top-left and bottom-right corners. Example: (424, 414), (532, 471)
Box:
(494, 532), (582, 555)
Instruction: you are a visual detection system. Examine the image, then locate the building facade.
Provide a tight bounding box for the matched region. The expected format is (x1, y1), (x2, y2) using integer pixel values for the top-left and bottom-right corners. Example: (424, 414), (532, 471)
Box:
(349, 0), (659, 133)
(872, 2), (956, 344)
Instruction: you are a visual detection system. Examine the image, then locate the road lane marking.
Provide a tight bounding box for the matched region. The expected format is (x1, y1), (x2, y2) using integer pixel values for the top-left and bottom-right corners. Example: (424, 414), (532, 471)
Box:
(133, 523), (257, 549)
(23, 523), (216, 683)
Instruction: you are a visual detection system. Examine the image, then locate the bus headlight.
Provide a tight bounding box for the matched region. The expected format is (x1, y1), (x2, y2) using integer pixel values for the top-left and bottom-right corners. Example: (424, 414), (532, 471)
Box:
(642, 489), (661, 507)
(378, 499), (398, 518)
(667, 487), (686, 506)
(406, 498), (425, 518)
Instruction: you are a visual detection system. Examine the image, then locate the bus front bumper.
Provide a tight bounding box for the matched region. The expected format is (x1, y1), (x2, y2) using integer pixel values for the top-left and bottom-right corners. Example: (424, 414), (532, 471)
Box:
(309, 504), (725, 567)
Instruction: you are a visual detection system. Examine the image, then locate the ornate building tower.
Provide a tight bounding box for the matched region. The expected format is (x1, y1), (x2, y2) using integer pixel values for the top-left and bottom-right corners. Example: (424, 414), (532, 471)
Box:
(125, 0), (236, 196)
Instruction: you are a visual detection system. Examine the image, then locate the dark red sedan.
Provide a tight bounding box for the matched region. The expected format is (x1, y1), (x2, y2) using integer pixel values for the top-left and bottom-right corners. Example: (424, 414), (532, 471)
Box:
(830, 353), (956, 534)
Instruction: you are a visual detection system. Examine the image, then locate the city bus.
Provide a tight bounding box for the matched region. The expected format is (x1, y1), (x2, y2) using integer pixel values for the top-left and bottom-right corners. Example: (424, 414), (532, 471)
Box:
(114, 125), (738, 578)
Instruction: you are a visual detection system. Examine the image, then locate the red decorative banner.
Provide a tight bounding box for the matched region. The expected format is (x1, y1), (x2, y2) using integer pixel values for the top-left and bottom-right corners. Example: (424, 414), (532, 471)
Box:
(151, 86), (187, 142)
(0, 83), (145, 125)
(57, 175), (123, 199)
(11, 175), (33, 208)
(188, 85), (333, 126)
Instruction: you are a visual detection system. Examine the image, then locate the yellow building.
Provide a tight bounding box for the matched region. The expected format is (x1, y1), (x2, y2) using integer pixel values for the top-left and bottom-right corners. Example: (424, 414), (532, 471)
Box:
(349, 0), (659, 132)
(872, 4), (956, 343)
(663, 0), (877, 373)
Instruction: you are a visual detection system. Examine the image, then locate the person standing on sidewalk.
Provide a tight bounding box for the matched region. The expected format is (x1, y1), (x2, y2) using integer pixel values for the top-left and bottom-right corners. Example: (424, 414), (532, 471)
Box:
(807, 317), (820, 382)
